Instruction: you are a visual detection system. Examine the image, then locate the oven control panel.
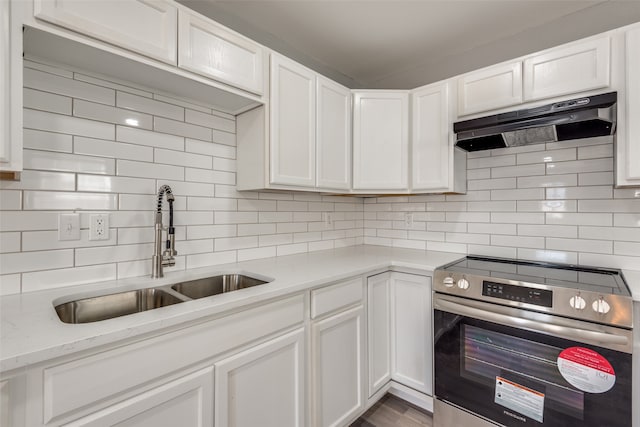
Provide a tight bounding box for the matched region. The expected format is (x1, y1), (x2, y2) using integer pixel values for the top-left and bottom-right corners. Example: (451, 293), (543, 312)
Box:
(482, 280), (553, 307)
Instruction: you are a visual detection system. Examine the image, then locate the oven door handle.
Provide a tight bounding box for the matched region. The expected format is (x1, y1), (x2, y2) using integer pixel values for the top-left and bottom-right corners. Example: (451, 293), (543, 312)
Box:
(434, 298), (630, 348)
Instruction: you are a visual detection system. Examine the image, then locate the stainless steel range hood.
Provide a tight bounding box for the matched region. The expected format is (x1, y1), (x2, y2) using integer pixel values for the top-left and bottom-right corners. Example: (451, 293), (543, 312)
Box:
(454, 92), (617, 152)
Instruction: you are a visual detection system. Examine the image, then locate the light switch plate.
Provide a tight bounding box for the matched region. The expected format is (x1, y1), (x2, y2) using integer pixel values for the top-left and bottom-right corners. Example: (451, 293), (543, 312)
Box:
(58, 213), (80, 241)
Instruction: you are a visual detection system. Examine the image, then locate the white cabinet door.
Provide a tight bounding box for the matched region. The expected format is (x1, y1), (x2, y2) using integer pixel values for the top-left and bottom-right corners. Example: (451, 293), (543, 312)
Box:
(34, 0), (178, 65)
(412, 81), (465, 193)
(270, 54), (316, 187)
(457, 60), (522, 116)
(312, 305), (365, 427)
(617, 26), (640, 186)
(64, 367), (214, 427)
(316, 76), (351, 190)
(0, 380), (9, 427)
(390, 273), (432, 395)
(367, 272), (392, 397)
(524, 36), (610, 102)
(215, 328), (305, 427)
(353, 91), (409, 191)
(0, 0), (21, 172)
(178, 10), (264, 95)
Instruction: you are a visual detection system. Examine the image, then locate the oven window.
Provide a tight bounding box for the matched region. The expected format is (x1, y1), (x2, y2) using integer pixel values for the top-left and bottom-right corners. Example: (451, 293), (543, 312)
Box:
(434, 310), (632, 427)
(462, 324), (584, 421)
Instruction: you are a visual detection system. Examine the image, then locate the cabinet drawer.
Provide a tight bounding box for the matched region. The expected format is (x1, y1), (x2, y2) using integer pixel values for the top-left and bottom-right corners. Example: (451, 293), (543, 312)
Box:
(43, 294), (304, 423)
(311, 277), (363, 319)
(178, 10), (264, 95)
(34, 0), (178, 65)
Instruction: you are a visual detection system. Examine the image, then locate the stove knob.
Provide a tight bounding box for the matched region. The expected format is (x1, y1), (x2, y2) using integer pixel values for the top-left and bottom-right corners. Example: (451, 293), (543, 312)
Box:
(457, 278), (470, 290)
(443, 277), (455, 288)
(592, 297), (611, 315)
(569, 295), (586, 310)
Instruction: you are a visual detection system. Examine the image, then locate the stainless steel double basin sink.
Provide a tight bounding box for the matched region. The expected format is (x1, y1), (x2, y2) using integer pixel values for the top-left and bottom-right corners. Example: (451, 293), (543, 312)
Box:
(55, 274), (271, 324)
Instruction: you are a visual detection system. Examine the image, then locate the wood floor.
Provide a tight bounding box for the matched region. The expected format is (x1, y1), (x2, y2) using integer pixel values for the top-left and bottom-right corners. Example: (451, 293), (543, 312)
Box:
(350, 394), (434, 427)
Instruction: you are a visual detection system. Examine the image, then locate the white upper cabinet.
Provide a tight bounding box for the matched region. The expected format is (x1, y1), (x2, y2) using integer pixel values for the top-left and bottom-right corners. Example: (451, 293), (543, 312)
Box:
(524, 36), (611, 102)
(412, 81), (466, 193)
(270, 53), (317, 187)
(617, 25), (640, 187)
(34, 0), (178, 65)
(1, 0), (21, 173)
(178, 9), (264, 95)
(457, 60), (523, 116)
(317, 76), (351, 190)
(353, 91), (409, 191)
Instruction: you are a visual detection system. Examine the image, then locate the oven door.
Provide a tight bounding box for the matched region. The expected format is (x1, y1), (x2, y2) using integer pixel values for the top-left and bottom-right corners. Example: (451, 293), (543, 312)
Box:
(433, 293), (633, 427)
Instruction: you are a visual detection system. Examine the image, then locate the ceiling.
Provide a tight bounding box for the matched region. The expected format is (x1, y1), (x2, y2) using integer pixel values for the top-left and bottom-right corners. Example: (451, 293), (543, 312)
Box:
(177, 0), (640, 89)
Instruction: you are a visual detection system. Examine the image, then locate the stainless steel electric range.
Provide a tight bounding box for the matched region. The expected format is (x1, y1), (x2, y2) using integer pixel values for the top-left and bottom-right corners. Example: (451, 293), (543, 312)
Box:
(432, 255), (634, 427)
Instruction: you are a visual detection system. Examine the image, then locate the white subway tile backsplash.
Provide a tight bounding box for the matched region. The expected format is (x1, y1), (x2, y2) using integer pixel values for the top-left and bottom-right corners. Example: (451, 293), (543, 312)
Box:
(22, 264), (117, 293)
(186, 109), (235, 133)
(578, 172), (614, 186)
(4, 59), (636, 296)
(518, 174), (577, 188)
(25, 59), (73, 78)
(546, 186), (612, 200)
(546, 158), (612, 175)
(0, 232), (21, 253)
(0, 191), (22, 210)
(25, 149), (116, 175)
(518, 224), (577, 239)
(491, 164), (545, 178)
(24, 191), (118, 210)
(0, 249), (74, 274)
(24, 68), (115, 105)
(185, 168), (235, 185)
(154, 117), (211, 142)
(117, 160), (184, 181)
(517, 148), (575, 165)
(74, 100), (153, 129)
(517, 200), (576, 212)
(25, 109), (115, 140)
(117, 92), (184, 121)
(185, 139), (235, 159)
(75, 136), (153, 161)
(547, 238), (612, 254)
(78, 175), (155, 194)
(23, 88), (72, 115)
(116, 126), (184, 151)
(155, 149), (212, 169)
(23, 128), (73, 153)
(546, 212), (612, 226)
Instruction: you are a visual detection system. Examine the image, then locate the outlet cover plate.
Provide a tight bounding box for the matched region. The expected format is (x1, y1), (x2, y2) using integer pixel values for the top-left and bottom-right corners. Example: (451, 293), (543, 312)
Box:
(89, 213), (110, 241)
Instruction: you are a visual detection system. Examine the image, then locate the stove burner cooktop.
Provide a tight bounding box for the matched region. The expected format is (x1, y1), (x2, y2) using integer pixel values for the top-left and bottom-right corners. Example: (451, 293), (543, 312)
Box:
(443, 255), (631, 297)
(434, 255), (633, 328)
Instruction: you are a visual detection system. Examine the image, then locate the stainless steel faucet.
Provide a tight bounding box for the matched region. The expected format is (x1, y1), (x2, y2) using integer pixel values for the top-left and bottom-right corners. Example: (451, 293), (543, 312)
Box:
(152, 185), (177, 278)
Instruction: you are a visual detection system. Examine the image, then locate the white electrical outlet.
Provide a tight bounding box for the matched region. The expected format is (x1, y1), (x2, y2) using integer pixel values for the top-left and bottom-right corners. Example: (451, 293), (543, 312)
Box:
(323, 212), (333, 226)
(89, 213), (110, 241)
(58, 213), (80, 241)
(405, 212), (414, 227)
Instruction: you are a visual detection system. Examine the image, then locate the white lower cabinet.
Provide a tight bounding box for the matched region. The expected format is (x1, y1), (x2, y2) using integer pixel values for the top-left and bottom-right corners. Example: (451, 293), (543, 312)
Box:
(63, 367), (214, 427)
(311, 305), (365, 427)
(215, 328), (305, 427)
(390, 273), (432, 395)
(1, 380), (9, 426)
(367, 272), (392, 397)
(367, 272), (433, 398)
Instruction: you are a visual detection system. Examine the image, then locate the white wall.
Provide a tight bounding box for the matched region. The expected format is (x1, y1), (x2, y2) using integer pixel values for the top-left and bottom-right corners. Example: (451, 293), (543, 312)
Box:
(0, 59), (364, 295)
(364, 137), (640, 270)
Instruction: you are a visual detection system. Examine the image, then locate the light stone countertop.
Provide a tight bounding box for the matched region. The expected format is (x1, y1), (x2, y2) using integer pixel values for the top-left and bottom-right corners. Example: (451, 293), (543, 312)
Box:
(0, 246), (461, 375)
(2, 245), (639, 376)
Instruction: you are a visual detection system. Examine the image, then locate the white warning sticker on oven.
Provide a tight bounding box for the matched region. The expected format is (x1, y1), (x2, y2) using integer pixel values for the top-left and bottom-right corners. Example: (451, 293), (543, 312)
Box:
(557, 346), (616, 393)
(494, 376), (545, 423)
